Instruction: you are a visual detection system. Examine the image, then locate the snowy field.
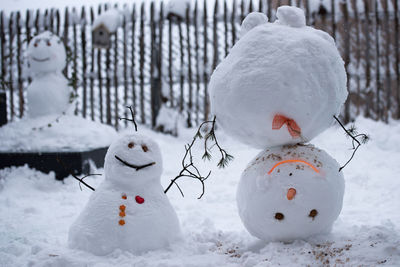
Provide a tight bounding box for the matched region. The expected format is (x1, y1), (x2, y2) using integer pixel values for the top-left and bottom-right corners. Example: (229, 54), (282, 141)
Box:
(0, 116), (399, 266)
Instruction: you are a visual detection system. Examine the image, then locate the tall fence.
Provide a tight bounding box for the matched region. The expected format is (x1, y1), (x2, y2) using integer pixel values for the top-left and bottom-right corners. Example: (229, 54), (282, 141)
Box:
(0, 0), (399, 129)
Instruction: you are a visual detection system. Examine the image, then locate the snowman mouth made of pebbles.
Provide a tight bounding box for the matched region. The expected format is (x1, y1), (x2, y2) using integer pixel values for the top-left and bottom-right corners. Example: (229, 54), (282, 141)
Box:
(209, 6), (348, 242)
(68, 133), (181, 256)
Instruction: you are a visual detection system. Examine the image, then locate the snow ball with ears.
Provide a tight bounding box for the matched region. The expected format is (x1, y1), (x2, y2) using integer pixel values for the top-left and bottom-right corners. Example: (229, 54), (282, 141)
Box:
(27, 31), (66, 75)
(240, 12), (269, 37)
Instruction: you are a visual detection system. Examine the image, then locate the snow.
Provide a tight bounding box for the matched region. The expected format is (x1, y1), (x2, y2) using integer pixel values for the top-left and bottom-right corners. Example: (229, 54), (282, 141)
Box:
(69, 133), (181, 255)
(0, 117), (399, 266)
(92, 8), (121, 33)
(237, 144), (344, 242)
(276, 6), (306, 28)
(0, 115), (118, 152)
(240, 12), (268, 37)
(165, 0), (191, 19)
(210, 7), (347, 149)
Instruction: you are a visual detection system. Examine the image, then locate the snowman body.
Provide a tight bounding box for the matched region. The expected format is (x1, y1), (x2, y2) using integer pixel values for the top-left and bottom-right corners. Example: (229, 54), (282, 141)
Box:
(209, 7), (347, 149)
(26, 31), (71, 118)
(68, 134), (181, 255)
(237, 144), (344, 242)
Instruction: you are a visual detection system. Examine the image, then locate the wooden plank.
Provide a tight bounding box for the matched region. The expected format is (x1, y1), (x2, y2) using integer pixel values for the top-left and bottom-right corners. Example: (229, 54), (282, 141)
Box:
(363, 0), (372, 118)
(139, 2), (145, 123)
(50, 9), (54, 32)
(105, 47), (111, 124)
(241, 0), (245, 22)
(249, 0), (254, 13)
(56, 10), (60, 35)
(178, 16), (184, 113)
(16, 12), (24, 118)
(393, 0), (400, 118)
(374, 0), (381, 120)
(168, 9), (174, 107)
(267, 0), (272, 21)
(304, 0), (310, 25)
(0, 12), (6, 90)
(8, 12), (14, 120)
(259, 0), (263, 12)
(122, 6), (128, 127)
(90, 7), (95, 120)
(63, 8), (69, 78)
(341, 0), (351, 123)
(25, 10), (32, 44)
(131, 4), (137, 115)
(186, 3), (193, 127)
(150, 1), (156, 126)
(81, 7), (87, 118)
(72, 8), (78, 115)
(44, 9), (49, 31)
(113, 15), (119, 129)
(231, 0), (237, 45)
(224, 0), (229, 56)
(331, 0), (336, 39)
(194, 0), (200, 124)
(351, 0), (361, 116)
(212, 0), (219, 71)
(97, 5), (104, 123)
(382, 0), (392, 121)
(203, 0), (209, 121)
(158, 1), (164, 110)
(35, 9), (40, 34)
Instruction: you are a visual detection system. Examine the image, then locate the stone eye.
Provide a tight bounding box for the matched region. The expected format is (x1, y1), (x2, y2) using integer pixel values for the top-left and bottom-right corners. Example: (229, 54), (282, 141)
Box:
(47, 41), (51, 46)
(128, 142), (134, 148)
(275, 212), (284, 221)
(142, 145), (148, 152)
(309, 209), (318, 219)
(34, 42), (38, 47)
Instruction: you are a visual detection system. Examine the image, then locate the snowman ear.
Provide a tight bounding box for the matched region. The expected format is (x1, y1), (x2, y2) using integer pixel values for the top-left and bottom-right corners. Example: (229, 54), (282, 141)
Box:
(276, 6), (306, 28)
(240, 12), (268, 37)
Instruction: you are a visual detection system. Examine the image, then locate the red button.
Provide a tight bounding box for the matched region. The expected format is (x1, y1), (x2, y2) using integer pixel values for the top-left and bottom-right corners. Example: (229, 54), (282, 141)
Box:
(135, 195), (144, 204)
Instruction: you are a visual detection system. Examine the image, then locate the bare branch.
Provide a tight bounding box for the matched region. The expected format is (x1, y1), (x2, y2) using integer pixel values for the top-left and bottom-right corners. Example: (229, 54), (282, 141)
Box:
(119, 106), (138, 132)
(56, 157), (97, 191)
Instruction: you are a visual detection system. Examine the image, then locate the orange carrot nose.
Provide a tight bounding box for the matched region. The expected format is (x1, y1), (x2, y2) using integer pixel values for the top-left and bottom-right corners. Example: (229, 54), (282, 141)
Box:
(272, 114), (301, 138)
(287, 188), (296, 200)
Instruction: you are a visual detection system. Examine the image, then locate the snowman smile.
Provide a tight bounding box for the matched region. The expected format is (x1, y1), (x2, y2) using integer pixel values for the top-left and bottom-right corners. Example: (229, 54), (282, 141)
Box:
(31, 56), (50, 62)
(114, 155), (155, 171)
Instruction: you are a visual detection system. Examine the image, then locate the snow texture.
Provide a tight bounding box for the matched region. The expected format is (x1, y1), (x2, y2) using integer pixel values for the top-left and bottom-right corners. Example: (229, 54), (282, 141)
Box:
(0, 118), (399, 266)
(26, 31), (71, 118)
(240, 12), (268, 37)
(92, 9), (121, 33)
(155, 105), (181, 136)
(165, 0), (191, 19)
(237, 144), (344, 242)
(210, 7), (348, 149)
(69, 133), (182, 255)
(0, 115), (118, 152)
(276, 6), (306, 28)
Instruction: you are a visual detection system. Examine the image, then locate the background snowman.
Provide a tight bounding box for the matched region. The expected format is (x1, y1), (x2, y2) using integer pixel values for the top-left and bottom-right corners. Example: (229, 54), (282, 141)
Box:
(209, 6), (348, 242)
(26, 31), (72, 118)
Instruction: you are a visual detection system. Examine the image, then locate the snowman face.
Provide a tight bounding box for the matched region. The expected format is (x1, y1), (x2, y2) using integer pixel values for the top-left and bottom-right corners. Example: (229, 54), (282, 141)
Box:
(104, 134), (163, 187)
(237, 145), (345, 242)
(27, 31), (66, 74)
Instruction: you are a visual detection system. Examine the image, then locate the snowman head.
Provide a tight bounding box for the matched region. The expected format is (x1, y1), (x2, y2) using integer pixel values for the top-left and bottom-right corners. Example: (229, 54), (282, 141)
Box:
(237, 144), (345, 242)
(104, 134), (163, 188)
(27, 31), (66, 75)
(209, 6), (347, 148)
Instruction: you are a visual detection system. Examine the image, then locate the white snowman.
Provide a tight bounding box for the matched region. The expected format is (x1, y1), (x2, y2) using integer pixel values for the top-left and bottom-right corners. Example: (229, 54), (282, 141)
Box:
(237, 144), (344, 242)
(209, 6), (347, 242)
(26, 31), (72, 118)
(209, 6), (347, 149)
(68, 134), (181, 255)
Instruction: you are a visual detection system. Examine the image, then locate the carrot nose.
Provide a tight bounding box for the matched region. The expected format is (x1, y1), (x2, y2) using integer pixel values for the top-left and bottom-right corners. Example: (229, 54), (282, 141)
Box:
(287, 188), (296, 200)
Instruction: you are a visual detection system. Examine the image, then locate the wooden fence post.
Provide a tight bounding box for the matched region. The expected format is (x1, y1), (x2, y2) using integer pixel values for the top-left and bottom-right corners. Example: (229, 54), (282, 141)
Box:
(393, 0), (400, 118)
(81, 7), (87, 118)
(203, 0), (209, 121)
(139, 2), (146, 124)
(0, 90), (6, 126)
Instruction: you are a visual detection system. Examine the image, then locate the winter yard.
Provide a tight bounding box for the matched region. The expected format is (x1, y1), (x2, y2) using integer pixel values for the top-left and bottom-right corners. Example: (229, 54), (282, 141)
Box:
(0, 117), (399, 266)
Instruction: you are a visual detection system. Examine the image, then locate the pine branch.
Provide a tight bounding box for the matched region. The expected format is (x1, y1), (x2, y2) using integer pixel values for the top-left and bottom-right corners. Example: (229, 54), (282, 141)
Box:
(164, 116), (232, 199)
(333, 115), (369, 172)
(119, 106), (138, 131)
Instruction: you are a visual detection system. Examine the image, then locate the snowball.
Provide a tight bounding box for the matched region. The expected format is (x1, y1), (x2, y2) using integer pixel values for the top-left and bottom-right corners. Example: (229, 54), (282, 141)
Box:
(27, 73), (71, 118)
(165, 0), (191, 19)
(92, 9), (121, 33)
(276, 6), (306, 28)
(27, 31), (66, 75)
(209, 9), (347, 148)
(69, 134), (181, 255)
(236, 144), (344, 242)
(240, 12), (268, 37)
(155, 105), (180, 136)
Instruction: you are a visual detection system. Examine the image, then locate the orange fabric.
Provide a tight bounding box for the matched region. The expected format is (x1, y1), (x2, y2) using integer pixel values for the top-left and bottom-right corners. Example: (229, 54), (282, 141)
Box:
(272, 114), (301, 138)
(267, 159), (319, 175)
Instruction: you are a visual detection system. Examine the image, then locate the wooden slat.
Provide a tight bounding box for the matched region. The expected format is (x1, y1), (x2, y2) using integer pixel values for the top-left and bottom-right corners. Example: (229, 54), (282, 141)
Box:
(382, 0), (392, 121)
(224, 0), (229, 57)
(97, 5), (104, 123)
(131, 4), (137, 115)
(90, 7), (95, 120)
(72, 8), (78, 115)
(363, 0), (372, 118)
(374, 0), (381, 120)
(341, 0), (351, 123)
(122, 7), (128, 126)
(194, 0), (201, 124)
(81, 7), (87, 118)
(8, 13), (14, 120)
(231, 0), (237, 45)
(393, 0), (400, 118)
(139, 2), (145, 123)
(16, 12), (24, 117)
(186, 3), (193, 127)
(203, 0), (209, 121)
(212, 0), (219, 71)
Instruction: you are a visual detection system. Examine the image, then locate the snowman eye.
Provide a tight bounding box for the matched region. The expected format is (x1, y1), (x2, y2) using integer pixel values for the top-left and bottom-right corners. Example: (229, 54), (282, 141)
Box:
(34, 42), (38, 47)
(128, 142), (134, 148)
(309, 209), (318, 219)
(274, 212), (284, 221)
(141, 145), (148, 152)
(47, 41), (51, 46)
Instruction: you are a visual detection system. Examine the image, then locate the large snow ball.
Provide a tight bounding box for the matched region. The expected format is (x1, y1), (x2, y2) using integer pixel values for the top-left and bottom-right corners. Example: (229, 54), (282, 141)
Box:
(236, 144), (344, 242)
(27, 31), (66, 74)
(209, 6), (347, 149)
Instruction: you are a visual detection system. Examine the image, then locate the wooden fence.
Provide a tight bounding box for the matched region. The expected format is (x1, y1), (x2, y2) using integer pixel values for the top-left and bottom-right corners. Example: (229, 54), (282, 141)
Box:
(0, 0), (399, 130)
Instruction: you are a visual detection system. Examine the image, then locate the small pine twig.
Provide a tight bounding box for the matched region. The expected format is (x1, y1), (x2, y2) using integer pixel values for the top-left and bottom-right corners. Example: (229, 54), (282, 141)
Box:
(56, 157), (98, 191)
(164, 116), (233, 199)
(119, 106), (138, 132)
(333, 115), (370, 172)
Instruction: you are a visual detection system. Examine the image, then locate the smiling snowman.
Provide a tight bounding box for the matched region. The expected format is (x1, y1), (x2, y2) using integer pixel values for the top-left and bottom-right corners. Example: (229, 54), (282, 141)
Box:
(26, 31), (71, 118)
(68, 134), (181, 255)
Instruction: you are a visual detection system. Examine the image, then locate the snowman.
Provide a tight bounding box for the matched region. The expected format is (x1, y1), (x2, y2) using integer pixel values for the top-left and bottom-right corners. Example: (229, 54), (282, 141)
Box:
(209, 6), (347, 242)
(68, 133), (181, 255)
(26, 31), (72, 118)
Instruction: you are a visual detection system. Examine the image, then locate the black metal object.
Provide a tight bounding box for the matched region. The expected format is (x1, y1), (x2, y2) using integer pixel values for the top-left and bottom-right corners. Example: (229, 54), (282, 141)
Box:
(0, 90), (6, 126)
(0, 147), (108, 180)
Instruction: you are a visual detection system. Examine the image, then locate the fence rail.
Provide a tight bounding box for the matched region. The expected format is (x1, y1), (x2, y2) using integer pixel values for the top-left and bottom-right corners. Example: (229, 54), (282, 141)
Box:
(0, 0), (399, 129)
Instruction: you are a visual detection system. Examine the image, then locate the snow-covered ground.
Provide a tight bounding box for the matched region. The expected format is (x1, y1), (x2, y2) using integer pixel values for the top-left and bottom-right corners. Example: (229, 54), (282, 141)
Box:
(0, 117), (399, 266)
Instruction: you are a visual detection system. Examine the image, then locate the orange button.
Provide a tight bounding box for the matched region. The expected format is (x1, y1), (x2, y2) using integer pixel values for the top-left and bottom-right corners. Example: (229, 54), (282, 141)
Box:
(119, 219), (125, 226)
(119, 211), (126, 217)
(122, 194), (127, 200)
(119, 205), (126, 211)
